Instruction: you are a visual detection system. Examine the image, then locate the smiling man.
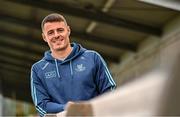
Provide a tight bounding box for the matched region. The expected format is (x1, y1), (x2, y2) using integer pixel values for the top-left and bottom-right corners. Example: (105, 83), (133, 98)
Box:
(30, 13), (116, 116)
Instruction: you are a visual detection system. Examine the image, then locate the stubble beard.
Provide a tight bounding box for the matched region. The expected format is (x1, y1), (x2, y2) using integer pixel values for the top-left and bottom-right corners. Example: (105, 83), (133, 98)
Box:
(55, 42), (69, 52)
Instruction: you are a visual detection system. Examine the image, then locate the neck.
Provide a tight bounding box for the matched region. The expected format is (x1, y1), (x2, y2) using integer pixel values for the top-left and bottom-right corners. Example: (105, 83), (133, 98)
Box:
(51, 44), (72, 60)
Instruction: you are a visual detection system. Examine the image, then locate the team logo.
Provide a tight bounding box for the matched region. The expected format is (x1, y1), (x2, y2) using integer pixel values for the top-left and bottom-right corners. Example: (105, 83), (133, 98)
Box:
(75, 64), (86, 72)
(45, 71), (56, 78)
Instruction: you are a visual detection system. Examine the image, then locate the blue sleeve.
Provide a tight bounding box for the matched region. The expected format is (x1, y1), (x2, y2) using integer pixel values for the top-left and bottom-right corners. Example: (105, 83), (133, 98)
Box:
(94, 52), (116, 94)
(31, 65), (65, 116)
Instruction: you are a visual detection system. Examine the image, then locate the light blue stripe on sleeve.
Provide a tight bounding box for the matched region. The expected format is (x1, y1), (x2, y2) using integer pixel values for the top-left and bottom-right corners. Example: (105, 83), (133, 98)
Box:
(85, 50), (116, 87)
(95, 52), (116, 87)
(31, 66), (47, 115)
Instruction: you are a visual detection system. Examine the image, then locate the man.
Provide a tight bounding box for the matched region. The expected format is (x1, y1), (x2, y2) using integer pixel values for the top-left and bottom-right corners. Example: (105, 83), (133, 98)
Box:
(30, 13), (116, 116)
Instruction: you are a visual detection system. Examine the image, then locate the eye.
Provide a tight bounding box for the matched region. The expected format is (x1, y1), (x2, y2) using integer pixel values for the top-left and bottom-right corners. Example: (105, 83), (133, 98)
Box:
(47, 30), (54, 35)
(57, 28), (64, 32)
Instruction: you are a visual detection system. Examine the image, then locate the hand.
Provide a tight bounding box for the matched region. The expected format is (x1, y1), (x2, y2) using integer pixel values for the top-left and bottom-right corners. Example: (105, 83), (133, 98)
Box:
(65, 101), (75, 110)
(65, 101), (93, 116)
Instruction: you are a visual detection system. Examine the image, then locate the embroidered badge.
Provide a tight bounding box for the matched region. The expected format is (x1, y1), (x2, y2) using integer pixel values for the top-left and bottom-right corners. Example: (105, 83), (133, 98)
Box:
(45, 71), (56, 78)
(75, 64), (86, 72)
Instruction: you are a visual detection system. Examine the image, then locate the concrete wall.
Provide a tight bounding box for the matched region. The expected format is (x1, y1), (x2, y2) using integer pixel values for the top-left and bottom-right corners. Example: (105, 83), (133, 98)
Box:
(110, 15), (180, 87)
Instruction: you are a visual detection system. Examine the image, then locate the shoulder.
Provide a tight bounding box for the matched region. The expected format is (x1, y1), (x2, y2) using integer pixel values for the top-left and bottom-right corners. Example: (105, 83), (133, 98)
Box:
(84, 50), (101, 57)
(83, 50), (105, 65)
(84, 50), (104, 60)
(31, 59), (47, 71)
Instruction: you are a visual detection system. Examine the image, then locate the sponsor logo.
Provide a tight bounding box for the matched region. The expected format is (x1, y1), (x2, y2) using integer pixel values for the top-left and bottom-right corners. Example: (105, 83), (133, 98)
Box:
(45, 71), (56, 78)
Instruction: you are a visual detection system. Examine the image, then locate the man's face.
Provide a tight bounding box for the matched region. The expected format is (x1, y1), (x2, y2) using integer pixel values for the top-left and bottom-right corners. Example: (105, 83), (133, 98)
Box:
(42, 21), (70, 52)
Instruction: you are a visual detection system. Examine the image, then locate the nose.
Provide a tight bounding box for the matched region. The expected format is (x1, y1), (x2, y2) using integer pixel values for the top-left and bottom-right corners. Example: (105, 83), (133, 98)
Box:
(54, 31), (60, 38)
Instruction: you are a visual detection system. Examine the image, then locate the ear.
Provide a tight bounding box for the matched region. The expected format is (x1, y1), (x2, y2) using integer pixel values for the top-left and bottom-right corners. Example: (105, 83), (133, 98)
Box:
(67, 26), (71, 36)
(42, 33), (47, 42)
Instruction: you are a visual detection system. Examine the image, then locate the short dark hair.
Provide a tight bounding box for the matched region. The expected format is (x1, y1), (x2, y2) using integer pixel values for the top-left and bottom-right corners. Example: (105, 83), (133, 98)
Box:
(41, 13), (67, 31)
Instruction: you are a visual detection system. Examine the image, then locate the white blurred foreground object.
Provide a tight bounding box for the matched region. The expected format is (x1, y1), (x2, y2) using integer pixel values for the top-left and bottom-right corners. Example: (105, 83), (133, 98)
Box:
(54, 71), (167, 116)
(46, 54), (180, 117)
(91, 71), (167, 116)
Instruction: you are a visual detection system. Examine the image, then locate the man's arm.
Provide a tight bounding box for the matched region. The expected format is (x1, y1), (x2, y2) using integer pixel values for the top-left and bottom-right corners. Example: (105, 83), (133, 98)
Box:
(94, 52), (116, 94)
(31, 66), (65, 116)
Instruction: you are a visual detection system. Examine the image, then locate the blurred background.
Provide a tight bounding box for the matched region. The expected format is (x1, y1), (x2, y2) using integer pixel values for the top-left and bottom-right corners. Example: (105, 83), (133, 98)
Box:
(0, 0), (180, 116)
